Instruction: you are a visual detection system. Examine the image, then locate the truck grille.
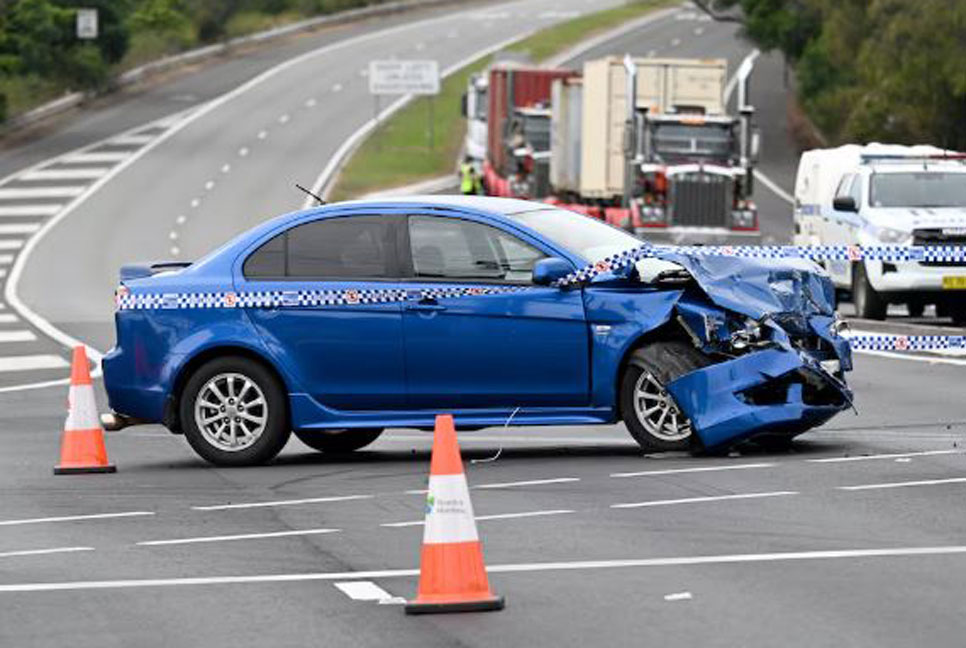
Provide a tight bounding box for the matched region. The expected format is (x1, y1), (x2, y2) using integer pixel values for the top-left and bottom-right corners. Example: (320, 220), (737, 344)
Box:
(669, 173), (731, 227)
(913, 228), (966, 267)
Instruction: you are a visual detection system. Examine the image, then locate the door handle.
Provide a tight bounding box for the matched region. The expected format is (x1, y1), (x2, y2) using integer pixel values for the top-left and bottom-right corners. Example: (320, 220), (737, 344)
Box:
(405, 301), (447, 312)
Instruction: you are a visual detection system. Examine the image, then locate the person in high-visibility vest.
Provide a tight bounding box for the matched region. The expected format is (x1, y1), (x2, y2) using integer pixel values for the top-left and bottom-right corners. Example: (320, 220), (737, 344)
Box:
(460, 156), (477, 195)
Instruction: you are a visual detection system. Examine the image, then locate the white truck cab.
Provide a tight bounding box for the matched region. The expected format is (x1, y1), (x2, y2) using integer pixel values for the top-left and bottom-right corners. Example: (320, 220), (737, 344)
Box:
(461, 73), (489, 169)
(793, 143), (966, 322)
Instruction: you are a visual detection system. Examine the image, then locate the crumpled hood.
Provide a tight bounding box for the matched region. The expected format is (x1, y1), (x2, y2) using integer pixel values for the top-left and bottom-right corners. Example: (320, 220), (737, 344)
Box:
(647, 249), (836, 320)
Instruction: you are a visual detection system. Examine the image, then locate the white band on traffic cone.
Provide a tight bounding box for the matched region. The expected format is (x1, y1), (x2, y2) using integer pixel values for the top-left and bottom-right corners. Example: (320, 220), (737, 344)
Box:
(65, 384), (100, 431)
(423, 474), (479, 545)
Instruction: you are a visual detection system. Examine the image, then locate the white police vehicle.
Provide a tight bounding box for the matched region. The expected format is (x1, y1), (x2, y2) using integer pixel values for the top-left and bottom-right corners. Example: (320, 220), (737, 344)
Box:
(793, 143), (966, 322)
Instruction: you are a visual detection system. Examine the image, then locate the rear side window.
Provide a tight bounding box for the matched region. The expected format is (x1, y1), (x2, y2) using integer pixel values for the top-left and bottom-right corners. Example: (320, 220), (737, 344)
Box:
(244, 215), (395, 280)
(408, 216), (546, 283)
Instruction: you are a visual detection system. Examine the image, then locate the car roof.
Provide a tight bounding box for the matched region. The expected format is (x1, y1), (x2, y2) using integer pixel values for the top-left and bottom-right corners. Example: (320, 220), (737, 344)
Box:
(332, 194), (551, 216)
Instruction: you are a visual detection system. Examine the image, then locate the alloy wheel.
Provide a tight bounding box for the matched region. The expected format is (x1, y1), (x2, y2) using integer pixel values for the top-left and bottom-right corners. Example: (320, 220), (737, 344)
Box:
(632, 370), (692, 442)
(194, 372), (268, 452)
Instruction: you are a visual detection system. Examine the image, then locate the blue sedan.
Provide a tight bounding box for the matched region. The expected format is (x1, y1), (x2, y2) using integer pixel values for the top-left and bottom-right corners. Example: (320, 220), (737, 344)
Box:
(103, 196), (852, 466)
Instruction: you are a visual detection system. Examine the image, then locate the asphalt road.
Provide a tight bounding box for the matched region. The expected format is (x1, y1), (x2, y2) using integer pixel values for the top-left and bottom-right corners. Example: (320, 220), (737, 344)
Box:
(0, 3), (965, 647)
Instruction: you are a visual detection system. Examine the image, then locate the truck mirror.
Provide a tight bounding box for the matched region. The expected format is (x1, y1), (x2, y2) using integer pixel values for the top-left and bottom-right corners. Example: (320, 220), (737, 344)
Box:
(460, 92), (468, 118)
(832, 196), (857, 213)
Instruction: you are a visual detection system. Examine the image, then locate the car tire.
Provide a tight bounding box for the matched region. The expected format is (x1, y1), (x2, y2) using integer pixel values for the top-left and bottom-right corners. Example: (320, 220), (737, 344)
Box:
(293, 428), (384, 453)
(852, 263), (887, 320)
(179, 356), (291, 467)
(620, 341), (710, 453)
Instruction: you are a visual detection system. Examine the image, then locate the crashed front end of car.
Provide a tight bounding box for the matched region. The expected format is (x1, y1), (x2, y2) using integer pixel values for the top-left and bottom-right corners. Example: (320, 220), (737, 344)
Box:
(624, 249), (853, 450)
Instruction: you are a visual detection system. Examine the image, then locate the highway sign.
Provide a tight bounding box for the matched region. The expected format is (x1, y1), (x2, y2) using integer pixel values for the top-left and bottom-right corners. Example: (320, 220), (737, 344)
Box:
(368, 60), (440, 95)
(76, 8), (98, 39)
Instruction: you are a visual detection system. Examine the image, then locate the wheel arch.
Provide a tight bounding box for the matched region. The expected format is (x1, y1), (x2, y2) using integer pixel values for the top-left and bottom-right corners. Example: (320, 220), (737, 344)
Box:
(165, 345), (290, 433)
(614, 321), (693, 423)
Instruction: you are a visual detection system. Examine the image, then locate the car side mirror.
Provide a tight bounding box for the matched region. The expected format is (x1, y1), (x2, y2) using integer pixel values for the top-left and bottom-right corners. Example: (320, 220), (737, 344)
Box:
(532, 257), (573, 286)
(832, 196), (857, 212)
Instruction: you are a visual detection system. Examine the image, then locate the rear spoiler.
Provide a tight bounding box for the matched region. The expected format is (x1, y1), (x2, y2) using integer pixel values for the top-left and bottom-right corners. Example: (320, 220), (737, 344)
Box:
(120, 261), (192, 281)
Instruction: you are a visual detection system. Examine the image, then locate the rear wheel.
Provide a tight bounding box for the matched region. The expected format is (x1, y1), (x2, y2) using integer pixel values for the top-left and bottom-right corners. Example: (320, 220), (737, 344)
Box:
(852, 263), (887, 320)
(620, 341), (710, 452)
(293, 428), (384, 453)
(179, 356), (290, 467)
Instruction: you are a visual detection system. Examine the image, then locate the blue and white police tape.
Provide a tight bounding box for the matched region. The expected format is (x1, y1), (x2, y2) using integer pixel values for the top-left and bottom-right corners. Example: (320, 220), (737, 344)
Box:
(553, 243), (966, 287)
(844, 334), (966, 352)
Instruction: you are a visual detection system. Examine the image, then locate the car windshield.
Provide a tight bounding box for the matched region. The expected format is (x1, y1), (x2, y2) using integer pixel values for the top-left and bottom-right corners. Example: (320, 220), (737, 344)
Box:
(651, 122), (733, 163)
(870, 171), (966, 207)
(505, 208), (643, 262)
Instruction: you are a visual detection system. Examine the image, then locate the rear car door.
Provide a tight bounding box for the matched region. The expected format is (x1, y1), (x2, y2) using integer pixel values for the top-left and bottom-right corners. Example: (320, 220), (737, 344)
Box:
(236, 213), (406, 410)
(400, 213), (589, 410)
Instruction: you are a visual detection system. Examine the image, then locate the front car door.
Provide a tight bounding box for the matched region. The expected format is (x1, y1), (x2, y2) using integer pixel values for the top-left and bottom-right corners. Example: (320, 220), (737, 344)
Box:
(236, 213), (406, 411)
(400, 212), (589, 410)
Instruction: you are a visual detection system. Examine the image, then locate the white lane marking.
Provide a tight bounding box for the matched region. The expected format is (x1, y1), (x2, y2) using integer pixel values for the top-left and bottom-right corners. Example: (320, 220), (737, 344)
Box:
(170, 246), (180, 256)
(305, 98), (317, 108)
(611, 463), (775, 478)
(0, 355), (68, 372)
(895, 457), (912, 463)
(204, 180), (215, 191)
(189, 198), (200, 208)
(724, 48), (761, 104)
(0, 330), (35, 343)
(0, 269), (7, 278)
(176, 215), (187, 225)
(0, 187), (85, 200)
(192, 494), (372, 511)
(334, 581), (396, 602)
(664, 591), (693, 601)
(257, 130), (268, 140)
(0, 239), (24, 250)
(138, 528), (340, 546)
(19, 168), (110, 181)
(839, 477), (966, 492)
(332, 83), (343, 92)
(382, 509), (574, 528)
(238, 146), (250, 157)
(809, 449), (963, 464)
(278, 114), (290, 124)
(0, 511), (154, 527)
(7, 545), (966, 593)
(0, 547), (94, 559)
(0, 314), (18, 324)
(474, 477), (579, 489)
(306, 30), (536, 203)
(169, 232), (178, 241)
(754, 169), (795, 204)
(611, 491), (798, 509)
(0, 205), (62, 217)
(221, 163), (231, 173)
(62, 151), (131, 164)
(670, 37), (681, 46)
(0, 224), (40, 235)
(694, 26), (704, 35)
(109, 133), (154, 146)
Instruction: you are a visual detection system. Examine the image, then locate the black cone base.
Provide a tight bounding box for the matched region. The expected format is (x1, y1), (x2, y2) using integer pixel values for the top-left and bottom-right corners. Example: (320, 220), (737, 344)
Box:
(405, 595), (505, 615)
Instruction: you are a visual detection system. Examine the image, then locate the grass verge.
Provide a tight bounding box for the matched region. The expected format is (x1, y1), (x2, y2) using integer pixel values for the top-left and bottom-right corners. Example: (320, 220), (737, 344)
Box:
(329, 0), (673, 200)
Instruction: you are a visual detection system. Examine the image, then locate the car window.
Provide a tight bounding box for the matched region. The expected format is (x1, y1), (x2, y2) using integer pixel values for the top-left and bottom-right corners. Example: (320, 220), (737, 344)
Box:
(848, 175), (863, 207)
(834, 174), (853, 200)
(243, 215), (395, 280)
(408, 216), (546, 283)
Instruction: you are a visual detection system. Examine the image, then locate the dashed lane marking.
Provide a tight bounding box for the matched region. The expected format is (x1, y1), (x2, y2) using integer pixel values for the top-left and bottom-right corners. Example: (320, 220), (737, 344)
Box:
(0, 330), (35, 343)
(0, 511), (154, 526)
(137, 528), (341, 546)
(474, 477), (580, 489)
(0, 205), (62, 217)
(192, 494), (373, 511)
(7, 546), (966, 593)
(381, 509), (574, 528)
(334, 581), (399, 602)
(809, 450), (964, 463)
(611, 491), (798, 509)
(0, 355), (69, 372)
(0, 187), (85, 200)
(838, 477), (966, 492)
(610, 463), (775, 478)
(0, 547), (94, 559)
(19, 168), (110, 181)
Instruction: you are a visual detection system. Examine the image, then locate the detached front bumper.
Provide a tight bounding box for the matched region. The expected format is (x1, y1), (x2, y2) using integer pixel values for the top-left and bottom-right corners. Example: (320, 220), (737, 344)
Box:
(666, 347), (851, 450)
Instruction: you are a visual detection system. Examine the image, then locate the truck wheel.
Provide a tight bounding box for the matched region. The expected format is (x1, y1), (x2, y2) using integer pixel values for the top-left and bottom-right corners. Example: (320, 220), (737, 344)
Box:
(852, 263), (887, 320)
(620, 341), (710, 452)
(179, 356), (290, 467)
(293, 428), (383, 453)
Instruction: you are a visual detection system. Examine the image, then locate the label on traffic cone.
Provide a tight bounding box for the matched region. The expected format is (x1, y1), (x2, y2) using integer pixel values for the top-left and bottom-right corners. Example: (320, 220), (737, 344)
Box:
(405, 414), (503, 614)
(54, 346), (116, 475)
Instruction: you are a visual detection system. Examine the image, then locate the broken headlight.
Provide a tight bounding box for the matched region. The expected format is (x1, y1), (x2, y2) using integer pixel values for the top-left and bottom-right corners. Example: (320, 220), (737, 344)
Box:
(730, 318), (763, 351)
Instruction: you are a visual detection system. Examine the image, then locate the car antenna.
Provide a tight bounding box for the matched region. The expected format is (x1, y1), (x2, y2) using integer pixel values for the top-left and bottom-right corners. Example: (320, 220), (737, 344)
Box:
(295, 183), (325, 205)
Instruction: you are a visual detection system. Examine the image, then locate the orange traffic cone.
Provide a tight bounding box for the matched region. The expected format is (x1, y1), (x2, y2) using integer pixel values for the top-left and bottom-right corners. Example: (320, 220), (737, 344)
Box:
(405, 414), (504, 614)
(53, 346), (116, 475)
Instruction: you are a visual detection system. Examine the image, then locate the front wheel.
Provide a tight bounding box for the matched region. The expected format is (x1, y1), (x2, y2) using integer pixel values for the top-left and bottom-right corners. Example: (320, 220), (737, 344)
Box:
(620, 341), (710, 452)
(179, 356), (291, 467)
(293, 428), (383, 453)
(852, 263), (887, 320)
